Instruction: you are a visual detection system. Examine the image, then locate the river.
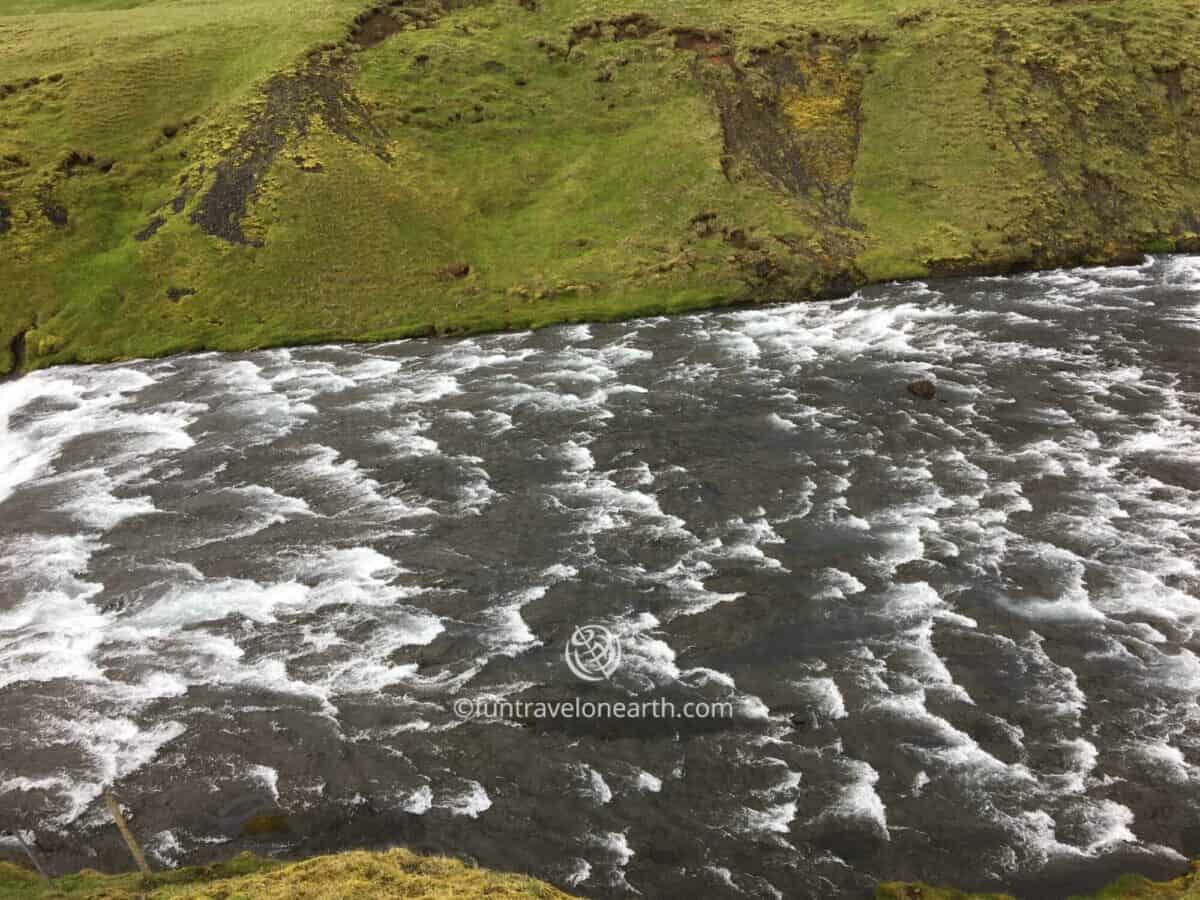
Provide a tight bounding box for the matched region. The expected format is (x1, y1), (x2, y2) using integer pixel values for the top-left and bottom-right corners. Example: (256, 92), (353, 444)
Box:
(2, 257), (1199, 898)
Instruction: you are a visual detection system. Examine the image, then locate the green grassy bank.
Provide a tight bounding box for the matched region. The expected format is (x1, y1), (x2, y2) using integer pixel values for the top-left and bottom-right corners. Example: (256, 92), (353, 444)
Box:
(0, 849), (577, 898)
(2, 852), (1198, 899)
(1, 0), (1199, 373)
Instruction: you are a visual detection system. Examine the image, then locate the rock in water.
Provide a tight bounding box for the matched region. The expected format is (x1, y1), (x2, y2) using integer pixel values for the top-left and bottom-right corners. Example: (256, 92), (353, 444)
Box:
(907, 379), (937, 400)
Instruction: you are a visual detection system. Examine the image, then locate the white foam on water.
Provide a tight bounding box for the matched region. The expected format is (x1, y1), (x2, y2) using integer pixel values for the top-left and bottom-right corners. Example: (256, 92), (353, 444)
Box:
(575, 764), (613, 805)
(440, 780), (492, 818)
(872, 691), (1033, 788)
(996, 541), (1104, 623)
(725, 297), (955, 366)
(1047, 738), (1099, 795)
(590, 830), (635, 867)
(1162, 254), (1200, 289)
(45, 716), (187, 824)
(0, 366), (198, 510)
(483, 587), (544, 658)
(376, 420), (439, 458)
(790, 677), (848, 721)
(132, 549), (413, 628)
(559, 440), (595, 473)
(714, 511), (787, 572)
(543, 563), (578, 582)
(864, 465), (956, 575)
(1073, 800), (1139, 854)
(268, 353), (358, 399)
(556, 463), (687, 539)
(759, 764), (802, 802)
(453, 458), (496, 515)
(341, 355), (409, 384)
(147, 830), (184, 868)
(0, 534), (107, 687)
(435, 339), (540, 373)
(633, 770), (663, 793)
(188, 484), (314, 547)
(564, 859), (592, 887)
(911, 771), (929, 797)
(42, 468), (159, 531)
(897, 620), (974, 704)
(648, 557), (744, 618)
(1144, 648), (1200, 695)
(706, 866), (740, 890)
(1131, 741), (1196, 785)
(1019, 633), (1088, 723)
(613, 614), (681, 688)
(812, 568), (866, 601)
(247, 764), (280, 801)
(401, 784), (433, 814)
(292, 444), (436, 519)
(822, 759), (888, 836)
(203, 359), (314, 442)
(558, 324), (593, 342)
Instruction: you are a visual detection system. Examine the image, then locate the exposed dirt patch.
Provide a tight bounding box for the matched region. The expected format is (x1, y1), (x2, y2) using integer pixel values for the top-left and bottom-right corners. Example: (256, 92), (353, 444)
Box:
(349, 9), (403, 48)
(701, 39), (869, 289)
(896, 9), (932, 28)
(1081, 168), (1128, 228)
(39, 191), (68, 227)
(1153, 61), (1188, 106)
(180, 1), (467, 244)
(189, 64), (390, 244)
(58, 150), (114, 176)
(671, 28), (732, 65)
(0, 76), (43, 101)
(438, 261), (471, 279)
(569, 13), (661, 50)
(7, 328), (28, 377)
(714, 41), (864, 226)
(135, 215), (166, 242)
(166, 286), (198, 300)
(154, 116), (201, 148)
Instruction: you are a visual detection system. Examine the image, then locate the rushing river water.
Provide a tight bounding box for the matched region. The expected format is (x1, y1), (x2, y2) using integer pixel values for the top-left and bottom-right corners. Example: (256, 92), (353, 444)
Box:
(2, 258), (1200, 898)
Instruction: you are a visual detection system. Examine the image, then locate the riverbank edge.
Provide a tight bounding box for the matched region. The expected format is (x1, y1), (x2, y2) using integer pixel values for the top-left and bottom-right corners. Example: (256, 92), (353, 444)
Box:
(0, 847), (579, 898)
(2, 849), (1198, 898)
(3, 242), (1193, 382)
(878, 859), (1200, 899)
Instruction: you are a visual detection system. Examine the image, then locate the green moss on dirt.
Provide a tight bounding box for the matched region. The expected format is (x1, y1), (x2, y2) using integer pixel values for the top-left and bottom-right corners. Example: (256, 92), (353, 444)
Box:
(2, 0), (1199, 373)
(0, 849), (577, 898)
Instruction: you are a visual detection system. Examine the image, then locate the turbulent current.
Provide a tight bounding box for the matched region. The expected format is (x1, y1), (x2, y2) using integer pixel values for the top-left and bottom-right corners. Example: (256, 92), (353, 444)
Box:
(2, 258), (1200, 898)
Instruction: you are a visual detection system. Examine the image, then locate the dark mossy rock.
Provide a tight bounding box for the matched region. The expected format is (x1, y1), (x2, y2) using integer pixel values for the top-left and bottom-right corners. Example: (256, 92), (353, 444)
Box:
(907, 379), (937, 400)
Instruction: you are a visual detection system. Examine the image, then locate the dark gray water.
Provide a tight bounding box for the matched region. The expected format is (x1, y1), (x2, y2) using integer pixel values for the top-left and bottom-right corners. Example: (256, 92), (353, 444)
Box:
(2, 257), (1200, 898)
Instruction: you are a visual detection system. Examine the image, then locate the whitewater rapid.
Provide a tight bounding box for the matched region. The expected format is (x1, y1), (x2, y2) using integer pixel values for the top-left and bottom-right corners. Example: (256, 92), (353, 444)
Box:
(2, 256), (1199, 898)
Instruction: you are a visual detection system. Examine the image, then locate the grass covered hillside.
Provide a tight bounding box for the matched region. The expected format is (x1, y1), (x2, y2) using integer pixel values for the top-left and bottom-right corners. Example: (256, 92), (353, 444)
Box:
(1, 0), (1198, 372)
